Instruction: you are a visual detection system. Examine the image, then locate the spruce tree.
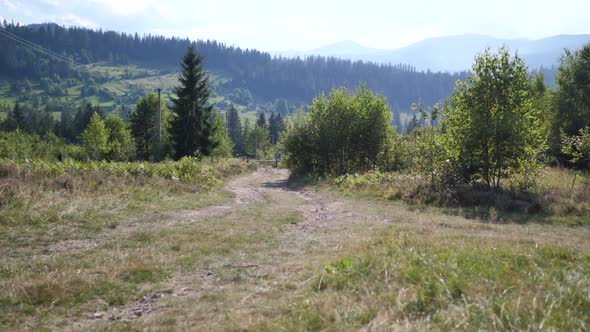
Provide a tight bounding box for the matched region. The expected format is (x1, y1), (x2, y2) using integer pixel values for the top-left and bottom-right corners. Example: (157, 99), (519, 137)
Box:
(269, 113), (277, 144)
(227, 105), (243, 155)
(57, 110), (75, 142)
(130, 93), (159, 160)
(242, 119), (252, 155)
(256, 112), (267, 128)
(2, 102), (25, 131)
(392, 104), (402, 133)
(269, 113), (286, 145)
(104, 115), (134, 161)
(276, 113), (286, 136)
(170, 45), (216, 158)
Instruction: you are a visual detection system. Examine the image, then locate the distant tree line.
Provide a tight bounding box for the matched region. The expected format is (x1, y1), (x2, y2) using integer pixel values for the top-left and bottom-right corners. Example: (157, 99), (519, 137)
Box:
(0, 21), (466, 109)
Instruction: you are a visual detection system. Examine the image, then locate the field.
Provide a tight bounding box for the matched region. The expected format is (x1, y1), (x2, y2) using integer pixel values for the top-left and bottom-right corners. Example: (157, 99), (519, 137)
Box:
(0, 162), (588, 330)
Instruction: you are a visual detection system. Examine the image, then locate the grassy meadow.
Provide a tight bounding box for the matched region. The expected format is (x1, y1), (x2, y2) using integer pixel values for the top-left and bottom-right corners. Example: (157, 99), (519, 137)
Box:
(0, 161), (588, 330)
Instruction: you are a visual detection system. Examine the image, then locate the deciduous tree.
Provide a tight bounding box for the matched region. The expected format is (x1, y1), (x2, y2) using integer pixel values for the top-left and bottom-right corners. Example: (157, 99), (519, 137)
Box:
(444, 47), (542, 188)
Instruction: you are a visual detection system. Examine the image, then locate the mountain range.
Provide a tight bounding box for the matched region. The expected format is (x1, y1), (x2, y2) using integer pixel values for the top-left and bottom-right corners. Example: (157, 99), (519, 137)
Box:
(276, 34), (590, 72)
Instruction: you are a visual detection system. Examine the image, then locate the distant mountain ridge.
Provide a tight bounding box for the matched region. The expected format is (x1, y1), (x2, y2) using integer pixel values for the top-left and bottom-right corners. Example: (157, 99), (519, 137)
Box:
(277, 34), (590, 72)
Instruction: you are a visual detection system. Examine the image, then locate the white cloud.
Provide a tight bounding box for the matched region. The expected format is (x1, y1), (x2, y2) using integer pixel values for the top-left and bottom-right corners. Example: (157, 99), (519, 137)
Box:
(1, 0), (17, 10)
(90, 0), (144, 15)
(55, 13), (98, 28)
(89, 0), (160, 16)
(42, 0), (64, 7)
(272, 16), (329, 31)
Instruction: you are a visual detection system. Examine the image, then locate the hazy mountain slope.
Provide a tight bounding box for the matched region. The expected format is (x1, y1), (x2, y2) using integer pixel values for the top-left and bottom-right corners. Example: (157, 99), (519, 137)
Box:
(282, 34), (590, 71)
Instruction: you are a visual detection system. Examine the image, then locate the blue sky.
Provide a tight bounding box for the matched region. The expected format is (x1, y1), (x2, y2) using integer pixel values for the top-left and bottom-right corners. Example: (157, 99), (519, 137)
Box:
(1, 0), (589, 52)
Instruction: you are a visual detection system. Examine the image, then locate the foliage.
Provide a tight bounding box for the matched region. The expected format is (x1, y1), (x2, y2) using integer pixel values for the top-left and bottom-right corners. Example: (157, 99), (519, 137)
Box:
(562, 126), (590, 168)
(170, 45), (216, 158)
(0, 130), (86, 161)
(409, 100), (447, 187)
(443, 47), (543, 188)
(245, 124), (271, 159)
(330, 167), (590, 225)
(210, 113), (233, 160)
(0, 157), (235, 187)
(376, 128), (414, 172)
(226, 105), (243, 156)
(549, 44), (590, 167)
(81, 112), (109, 160)
(130, 93), (169, 161)
(550, 43), (590, 162)
(283, 84), (390, 175)
(104, 115), (134, 161)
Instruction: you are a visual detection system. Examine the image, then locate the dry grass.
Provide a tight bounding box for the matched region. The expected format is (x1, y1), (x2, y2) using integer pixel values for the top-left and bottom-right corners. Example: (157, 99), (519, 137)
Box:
(329, 167), (590, 225)
(263, 224), (590, 330)
(0, 159), (257, 329)
(0, 165), (588, 331)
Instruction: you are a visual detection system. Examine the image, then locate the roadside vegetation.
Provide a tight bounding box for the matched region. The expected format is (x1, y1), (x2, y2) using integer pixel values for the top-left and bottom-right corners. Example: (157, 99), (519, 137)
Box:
(267, 45), (590, 329)
(269, 225), (590, 330)
(283, 45), (590, 226)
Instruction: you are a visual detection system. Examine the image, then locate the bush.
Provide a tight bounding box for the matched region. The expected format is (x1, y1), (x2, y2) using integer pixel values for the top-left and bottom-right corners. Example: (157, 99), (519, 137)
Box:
(283, 84), (390, 175)
(0, 157), (243, 188)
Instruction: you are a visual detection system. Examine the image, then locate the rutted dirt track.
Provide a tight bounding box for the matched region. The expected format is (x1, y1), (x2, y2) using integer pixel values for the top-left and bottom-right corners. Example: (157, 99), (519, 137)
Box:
(70, 167), (389, 330)
(67, 167), (590, 330)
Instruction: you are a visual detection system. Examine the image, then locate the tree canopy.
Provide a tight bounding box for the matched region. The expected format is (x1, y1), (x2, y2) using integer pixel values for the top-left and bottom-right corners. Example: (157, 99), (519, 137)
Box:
(443, 47), (542, 188)
(283, 84), (390, 175)
(169, 45), (216, 158)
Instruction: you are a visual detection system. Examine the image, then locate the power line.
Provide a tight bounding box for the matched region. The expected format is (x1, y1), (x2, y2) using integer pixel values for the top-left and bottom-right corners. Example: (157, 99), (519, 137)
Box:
(0, 27), (143, 89)
(0, 28), (85, 69)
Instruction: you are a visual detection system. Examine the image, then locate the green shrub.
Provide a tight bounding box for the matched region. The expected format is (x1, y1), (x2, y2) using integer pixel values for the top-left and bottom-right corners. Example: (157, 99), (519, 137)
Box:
(283, 84), (390, 175)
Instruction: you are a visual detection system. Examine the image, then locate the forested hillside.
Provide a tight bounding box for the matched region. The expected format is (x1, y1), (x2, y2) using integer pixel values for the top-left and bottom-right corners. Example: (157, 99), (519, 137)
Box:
(0, 21), (466, 114)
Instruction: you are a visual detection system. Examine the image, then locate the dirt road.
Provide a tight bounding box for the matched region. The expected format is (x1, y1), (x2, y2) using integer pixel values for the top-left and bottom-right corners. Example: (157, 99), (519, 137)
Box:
(68, 167), (590, 330)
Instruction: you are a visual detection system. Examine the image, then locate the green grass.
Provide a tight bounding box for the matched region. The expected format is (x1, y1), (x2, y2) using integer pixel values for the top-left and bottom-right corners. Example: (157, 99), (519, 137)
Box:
(268, 227), (590, 330)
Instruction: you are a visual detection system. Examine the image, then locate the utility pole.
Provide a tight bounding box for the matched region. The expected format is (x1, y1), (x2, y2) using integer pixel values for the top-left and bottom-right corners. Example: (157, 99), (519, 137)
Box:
(157, 88), (161, 161)
(157, 88), (161, 143)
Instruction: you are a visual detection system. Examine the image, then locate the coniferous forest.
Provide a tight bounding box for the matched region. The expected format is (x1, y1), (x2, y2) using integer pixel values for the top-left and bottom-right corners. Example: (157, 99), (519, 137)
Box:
(0, 21), (465, 109)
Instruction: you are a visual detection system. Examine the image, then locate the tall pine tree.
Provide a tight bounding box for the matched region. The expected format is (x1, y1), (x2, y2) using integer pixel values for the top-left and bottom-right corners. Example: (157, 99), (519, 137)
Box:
(227, 105), (243, 155)
(130, 93), (159, 160)
(170, 45), (216, 158)
(256, 112), (267, 128)
(2, 102), (25, 131)
(269, 113), (286, 145)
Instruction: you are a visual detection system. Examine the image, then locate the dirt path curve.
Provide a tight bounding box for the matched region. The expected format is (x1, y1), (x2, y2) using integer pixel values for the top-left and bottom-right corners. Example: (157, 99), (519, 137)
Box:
(47, 168), (288, 254)
(73, 167), (389, 327)
(68, 167), (590, 330)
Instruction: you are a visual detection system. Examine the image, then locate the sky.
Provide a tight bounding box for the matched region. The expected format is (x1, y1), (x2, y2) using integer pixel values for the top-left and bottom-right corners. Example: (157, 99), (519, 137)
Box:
(1, 0), (589, 52)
